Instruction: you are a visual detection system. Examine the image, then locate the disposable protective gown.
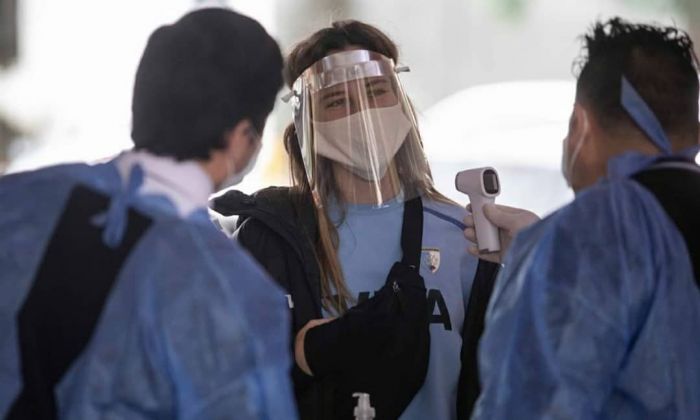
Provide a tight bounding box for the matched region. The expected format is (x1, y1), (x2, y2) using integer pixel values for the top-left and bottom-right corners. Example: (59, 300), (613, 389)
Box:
(0, 160), (297, 419)
(474, 149), (700, 420)
(474, 76), (700, 420)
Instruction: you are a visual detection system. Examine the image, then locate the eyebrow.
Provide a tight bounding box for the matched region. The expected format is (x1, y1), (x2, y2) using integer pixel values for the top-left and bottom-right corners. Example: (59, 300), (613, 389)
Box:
(365, 78), (390, 88)
(320, 89), (347, 101)
(319, 79), (391, 102)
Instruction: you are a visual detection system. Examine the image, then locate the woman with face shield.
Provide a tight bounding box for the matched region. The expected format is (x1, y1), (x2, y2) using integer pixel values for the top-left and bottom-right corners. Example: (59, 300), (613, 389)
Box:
(211, 20), (499, 420)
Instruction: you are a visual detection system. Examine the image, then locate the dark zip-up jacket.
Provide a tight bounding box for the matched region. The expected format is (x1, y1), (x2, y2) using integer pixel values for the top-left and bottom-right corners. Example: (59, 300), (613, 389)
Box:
(211, 187), (500, 419)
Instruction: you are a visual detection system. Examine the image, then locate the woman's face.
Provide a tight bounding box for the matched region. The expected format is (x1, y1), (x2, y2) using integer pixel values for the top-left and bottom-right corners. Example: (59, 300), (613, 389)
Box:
(299, 46), (418, 204)
(312, 75), (400, 122)
(311, 45), (401, 122)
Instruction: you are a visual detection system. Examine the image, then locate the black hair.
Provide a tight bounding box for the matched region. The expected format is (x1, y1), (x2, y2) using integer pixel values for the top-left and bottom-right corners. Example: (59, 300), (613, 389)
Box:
(575, 17), (699, 142)
(131, 8), (283, 160)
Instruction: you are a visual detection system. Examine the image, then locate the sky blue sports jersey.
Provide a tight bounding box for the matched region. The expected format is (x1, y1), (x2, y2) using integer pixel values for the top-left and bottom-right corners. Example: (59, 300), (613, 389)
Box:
(328, 197), (478, 420)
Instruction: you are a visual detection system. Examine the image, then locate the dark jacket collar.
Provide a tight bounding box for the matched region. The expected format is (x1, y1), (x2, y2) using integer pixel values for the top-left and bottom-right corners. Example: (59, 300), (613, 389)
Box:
(210, 186), (323, 313)
(211, 187), (317, 237)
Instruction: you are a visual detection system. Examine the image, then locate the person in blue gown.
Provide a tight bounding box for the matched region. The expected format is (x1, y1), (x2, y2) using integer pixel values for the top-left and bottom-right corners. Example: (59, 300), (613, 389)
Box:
(0, 7), (297, 419)
(469, 18), (700, 419)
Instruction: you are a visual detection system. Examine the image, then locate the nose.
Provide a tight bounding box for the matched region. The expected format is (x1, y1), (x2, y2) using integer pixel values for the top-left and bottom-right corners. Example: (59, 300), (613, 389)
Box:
(347, 90), (362, 116)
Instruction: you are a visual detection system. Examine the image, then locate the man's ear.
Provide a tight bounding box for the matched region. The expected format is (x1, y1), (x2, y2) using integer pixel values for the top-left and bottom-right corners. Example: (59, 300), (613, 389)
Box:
(568, 103), (591, 151)
(223, 119), (255, 169)
(574, 104), (592, 138)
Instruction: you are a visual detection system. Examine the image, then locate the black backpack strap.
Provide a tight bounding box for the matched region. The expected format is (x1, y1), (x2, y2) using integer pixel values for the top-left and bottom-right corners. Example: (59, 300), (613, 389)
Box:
(401, 197), (424, 269)
(457, 259), (501, 419)
(8, 185), (153, 420)
(632, 163), (700, 286)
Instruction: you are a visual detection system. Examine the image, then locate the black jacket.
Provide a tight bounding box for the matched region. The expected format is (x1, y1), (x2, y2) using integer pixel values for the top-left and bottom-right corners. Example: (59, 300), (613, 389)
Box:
(212, 187), (332, 419)
(211, 187), (500, 419)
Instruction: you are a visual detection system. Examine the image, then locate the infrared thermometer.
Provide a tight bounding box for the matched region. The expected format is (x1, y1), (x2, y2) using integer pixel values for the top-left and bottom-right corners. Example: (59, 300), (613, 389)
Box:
(455, 167), (501, 253)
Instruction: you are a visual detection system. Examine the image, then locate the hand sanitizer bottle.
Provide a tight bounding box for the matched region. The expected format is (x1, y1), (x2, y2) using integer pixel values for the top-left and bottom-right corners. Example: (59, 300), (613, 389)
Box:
(353, 393), (376, 420)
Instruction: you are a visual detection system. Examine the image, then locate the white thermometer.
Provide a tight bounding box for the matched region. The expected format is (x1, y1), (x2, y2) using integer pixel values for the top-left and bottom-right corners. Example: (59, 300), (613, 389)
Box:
(455, 167), (501, 253)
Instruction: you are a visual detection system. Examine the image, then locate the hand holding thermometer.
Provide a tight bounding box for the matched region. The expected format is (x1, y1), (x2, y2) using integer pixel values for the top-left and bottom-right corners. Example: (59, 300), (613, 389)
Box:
(455, 167), (501, 253)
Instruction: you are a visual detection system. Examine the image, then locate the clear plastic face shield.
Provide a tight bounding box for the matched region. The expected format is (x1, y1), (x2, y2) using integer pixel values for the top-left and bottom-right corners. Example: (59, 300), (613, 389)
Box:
(283, 50), (432, 207)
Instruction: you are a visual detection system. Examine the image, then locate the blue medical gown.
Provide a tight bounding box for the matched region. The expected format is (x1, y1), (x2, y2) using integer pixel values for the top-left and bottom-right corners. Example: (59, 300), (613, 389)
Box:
(0, 161), (297, 419)
(473, 177), (700, 419)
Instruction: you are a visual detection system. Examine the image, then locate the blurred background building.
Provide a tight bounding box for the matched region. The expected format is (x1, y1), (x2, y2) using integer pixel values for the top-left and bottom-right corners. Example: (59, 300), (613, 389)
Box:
(0, 0), (698, 216)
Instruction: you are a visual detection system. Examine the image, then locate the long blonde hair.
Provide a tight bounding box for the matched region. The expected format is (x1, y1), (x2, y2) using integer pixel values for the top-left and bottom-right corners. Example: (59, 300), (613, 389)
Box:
(283, 20), (453, 315)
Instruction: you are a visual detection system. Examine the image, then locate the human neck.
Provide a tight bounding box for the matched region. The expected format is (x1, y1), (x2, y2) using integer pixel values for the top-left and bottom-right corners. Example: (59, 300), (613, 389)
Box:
(333, 163), (399, 205)
(117, 150), (214, 216)
(197, 151), (228, 190)
(573, 131), (687, 193)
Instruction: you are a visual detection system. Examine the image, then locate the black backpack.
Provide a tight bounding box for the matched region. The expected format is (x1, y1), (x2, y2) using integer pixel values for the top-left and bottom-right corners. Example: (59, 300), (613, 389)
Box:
(632, 162), (700, 285)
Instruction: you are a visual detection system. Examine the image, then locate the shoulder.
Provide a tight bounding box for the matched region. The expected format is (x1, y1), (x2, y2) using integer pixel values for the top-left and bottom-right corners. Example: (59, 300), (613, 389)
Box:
(489, 179), (672, 330)
(0, 163), (95, 191)
(537, 179), (658, 246)
(504, 179), (663, 295)
(210, 189), (257, 216)
(212, 185), (316, 248)
(126, 218), (288, 324)
(420, 198), (477, 267)
(115, 220), (291, 385)
(0, 163), (119, 232)
(422, 199), (467, 231)
(141, 218), (275, 284)
(210, 186), (300, 217)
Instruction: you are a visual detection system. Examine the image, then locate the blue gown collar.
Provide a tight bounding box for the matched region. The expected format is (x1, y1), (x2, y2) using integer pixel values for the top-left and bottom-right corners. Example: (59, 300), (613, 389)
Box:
(607, 77), (699, 180)
(607, 146), (700, 180)
(91, 164), (145, 248)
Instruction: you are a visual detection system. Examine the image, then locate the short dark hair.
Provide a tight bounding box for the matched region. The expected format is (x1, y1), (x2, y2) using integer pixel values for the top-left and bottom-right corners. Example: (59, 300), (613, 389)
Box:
(131, 8), (283, 160)
(575, 17), (699, 141)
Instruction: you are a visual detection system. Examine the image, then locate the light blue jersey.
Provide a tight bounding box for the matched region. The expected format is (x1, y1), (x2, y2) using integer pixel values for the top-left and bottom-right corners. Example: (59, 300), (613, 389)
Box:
(329, 197), (479, 420)
(0, 160), (297, 419)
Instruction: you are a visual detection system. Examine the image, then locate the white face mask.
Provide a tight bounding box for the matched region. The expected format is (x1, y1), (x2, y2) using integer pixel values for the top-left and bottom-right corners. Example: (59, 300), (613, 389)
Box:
(313, 103), (412, 181)
(219, 135), (261, 189)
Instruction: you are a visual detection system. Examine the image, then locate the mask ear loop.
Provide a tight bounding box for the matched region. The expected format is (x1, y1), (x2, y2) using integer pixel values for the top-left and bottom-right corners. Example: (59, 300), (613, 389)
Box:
(620, 76), (673, 155)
